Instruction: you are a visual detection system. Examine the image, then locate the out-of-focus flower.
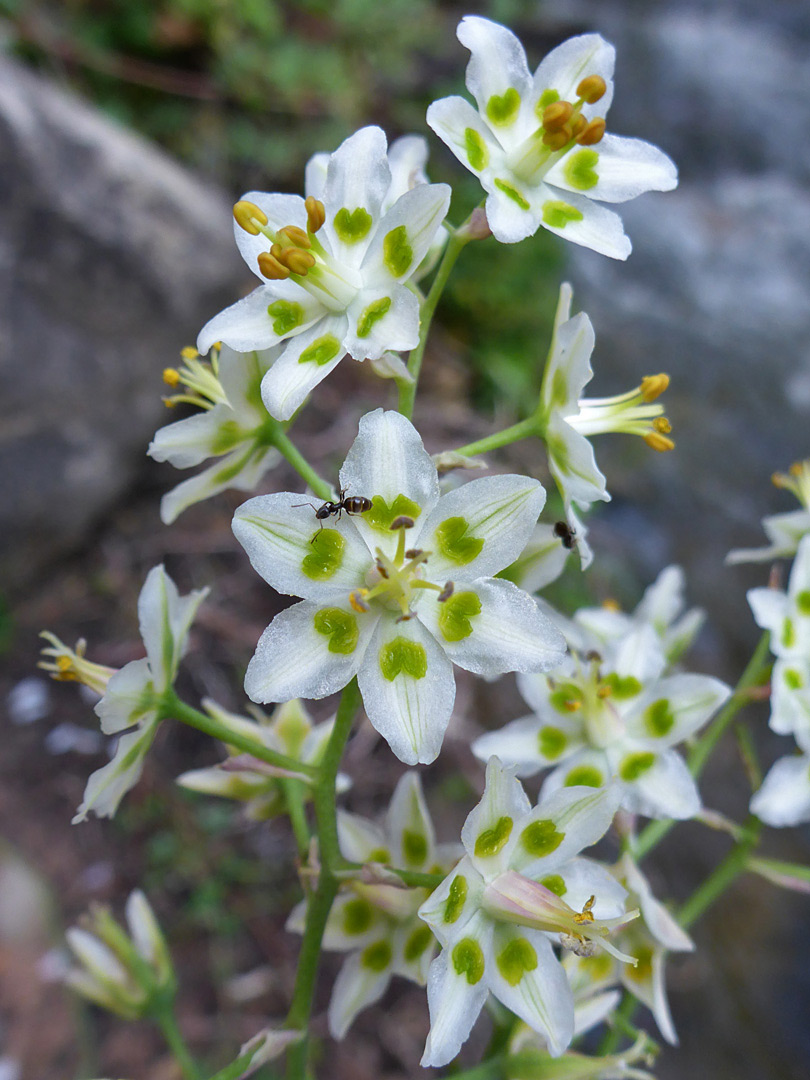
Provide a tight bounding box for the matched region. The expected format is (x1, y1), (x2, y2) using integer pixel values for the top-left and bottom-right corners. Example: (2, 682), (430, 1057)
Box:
(728, 460), (810, 564)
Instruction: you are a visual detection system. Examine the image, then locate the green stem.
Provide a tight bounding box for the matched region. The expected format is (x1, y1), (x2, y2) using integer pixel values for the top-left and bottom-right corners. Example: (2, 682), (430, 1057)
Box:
(155, 1008), (202, 1080)
(678, 819), (761, 930)
(444, 1056), (507, 1080)
(163, 692), (318, 778)
(272, 426), (333, 501)
(384, 867), (445, 889)
(398, 228), (471, 419)
(451, 416), (540, 459)
(282, 777), (312, 857)
(284, 680), (362, 1080)
(598, 992), (639, 1056)
(634, 631), (771, 861)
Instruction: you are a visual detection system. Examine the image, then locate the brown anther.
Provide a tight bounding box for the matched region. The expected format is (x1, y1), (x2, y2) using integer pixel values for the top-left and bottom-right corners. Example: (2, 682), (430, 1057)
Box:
(577, 118), (606, 146)
(278, 225), (311, 249)
(570, 114), (587, 139)
(653, 416), (672, 435)
(577, 75), (607, 104)
(390, 516), (415, 530)
(405, 548), (423, 560)
(542, 125), (573, 151)
(438, 582), (455, 603)
(375, 559), (390, 580)
(542, 100), (574, 132)
(233, 199), (268, 235)
(584, 649), (602, 663)
(257, 251), (291, 280)
(644, 431), (675, 452)
(162, 368), (180, 387)
(640, 373), (670, 402)
(281, 248), (316, 276)
(396, 612), (415, 622)
(349, 590), (370, 613)
(305, 195), (326, 234)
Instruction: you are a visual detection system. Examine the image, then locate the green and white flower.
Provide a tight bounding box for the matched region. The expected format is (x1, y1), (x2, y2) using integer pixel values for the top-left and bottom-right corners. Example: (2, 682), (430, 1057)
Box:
(40, 566), (208, 822)
(63, 890), (174, 1019)
(537, 284), (673, 568)
(232, 409), (565, 765)
(418, 758), (630, 1067)
(748, 534), (810, 739)
(750, 726), (810, 827)
(177, 698), (349, 819)
(499, 521), (579, 594)
(287, 772), (458, 1038)
(727, 460), (810, 564)
(197, 126), (450, 421)
(427, 16), (676, 253)
(149, 344), (283, 524)
(472, 626), (730, 820)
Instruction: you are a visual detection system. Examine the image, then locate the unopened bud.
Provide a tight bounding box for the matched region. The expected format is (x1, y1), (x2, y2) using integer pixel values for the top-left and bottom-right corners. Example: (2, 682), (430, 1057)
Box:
(577, 75), (607, 103)
(464, 206), (492, 241)
(257, 252), (291, 280)
(305, 195), (326, 233)
(233, 199), (268, 235)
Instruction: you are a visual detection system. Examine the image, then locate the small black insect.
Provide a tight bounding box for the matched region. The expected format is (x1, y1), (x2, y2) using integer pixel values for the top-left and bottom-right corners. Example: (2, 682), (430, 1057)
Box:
(553, 520), (577, 550)
(293, 488), (373, 539)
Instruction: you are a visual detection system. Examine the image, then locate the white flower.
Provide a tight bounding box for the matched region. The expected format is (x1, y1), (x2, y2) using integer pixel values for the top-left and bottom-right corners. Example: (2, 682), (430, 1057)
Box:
(500, 521), (579, 594)
(232, 409), (565, 765)
(148, 344), (282, 524)
(287, 772), (459, 1038)
(41, 566), (208, 822)
(427, 16), (676, 253)
(537, 285), (673, 568)
(472, 626), (730, 820)
(177, 698), (349, 819)
(197, 126), (451, 421)
(728, 460), (810, 564)
(305, 132), (448, 282)
(573, 565), (705, 666)
(417, 758), (629, 1067)
(750, 729), (810, 827)
(63, 890), (174, 1019)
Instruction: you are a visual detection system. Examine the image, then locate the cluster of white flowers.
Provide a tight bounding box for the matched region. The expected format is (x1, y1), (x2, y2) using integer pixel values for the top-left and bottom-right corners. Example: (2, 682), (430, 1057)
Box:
(37, 13), (807, 1080)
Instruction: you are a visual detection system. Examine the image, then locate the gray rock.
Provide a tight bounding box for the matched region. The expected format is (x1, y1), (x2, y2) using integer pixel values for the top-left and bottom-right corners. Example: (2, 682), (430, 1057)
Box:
(0, 55), (246, 588)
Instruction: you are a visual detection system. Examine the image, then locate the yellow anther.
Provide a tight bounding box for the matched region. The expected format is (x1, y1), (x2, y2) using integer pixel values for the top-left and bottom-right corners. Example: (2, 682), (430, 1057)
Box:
(577, 75), (607, 104)
(542, 100), (573, 132)
(602, 598), (621, 612)
(270, 242), (284, 259)
(570, 114), (587, 139)
(653, 416), (672, 435)
(563, 699), (582, 713)
(233, 199), (268, 235)
(644, 431), (675, 452)
(640, 373), (670, 402)
(577, 118), (606, 145)
(772, 470), (791, 489)
(162, 397), (176, 408)
(257, 251), (291, 280)
(542, 125), (573, 150)
(305, 196), (326, 234)
(281, 248), (316, 276)
(790, 462), (804, 476)
(349, 589), (370, 614)
(597, 685), (612, 699)
(278, 225), (311, 249)
(574, 895), (597, 924)
(180, 346), (199, 360)
(162, 368), (181, 387)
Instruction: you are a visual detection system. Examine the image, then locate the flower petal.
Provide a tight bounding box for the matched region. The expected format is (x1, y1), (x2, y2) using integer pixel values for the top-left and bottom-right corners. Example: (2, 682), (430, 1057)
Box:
(462, 757), (531, 877)
(218, 345), (279, 423)
(420, 578), (566, 678)
(502, 522), (571, 594)
(244, 600), (377, 704)
(385, 134), (430, 207)
(420, 911), (493, 1067)
(259, 314), (348, 421)
(148, 407), (232, 469)
(545, 134), (677, 204)
(540, 186), (631, 259)
(232, 492), (373, 601)
(159, 445), (279, 525)
(328, 947), (392, 1039)
(321, 890), (389, 952)
(418, 856), (486, 947)
(540, 291), (595, 420)
(457, 16), (533, 137)
(344, 284), (420, 362)
(507, 784), (621, 878)
(72, 718), (160, 823)
(197, 284), (325, 355)
(531, 34), (615, 119)
(323, 126), (392, 269)
(304, 151), (330, 201)
(489, 925), (574, 1055)
(138, 565), (208, 691)
(472, 712), (583, 778)
(548, 856), (628, 920)
(546, 411), (608, 511)
(385, 771), (436, 870)
(357, 614), (455, 765)
(771, 658), (810, 737)
(361, 183), (451, 288)
(95, 658), (155, 735)
(426, 95), (505, 178)
(337, 809), (389, 863)
(483, 182), (543, 244)
(750, 752), (810, 827)
(339, 409), (440, 558)
(612, 745), (700, 820)
(418, 474), (548, 581)
(622, 674), (731, 749)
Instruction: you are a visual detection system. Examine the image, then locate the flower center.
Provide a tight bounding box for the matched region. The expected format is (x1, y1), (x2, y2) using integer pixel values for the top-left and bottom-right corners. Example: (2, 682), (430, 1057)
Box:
(773, 459), (810, 509)
(349, 518), (445, 619)
(506, 75), (608, 185)
(39, 633), (116, 695)
(162, 345), (228, 410)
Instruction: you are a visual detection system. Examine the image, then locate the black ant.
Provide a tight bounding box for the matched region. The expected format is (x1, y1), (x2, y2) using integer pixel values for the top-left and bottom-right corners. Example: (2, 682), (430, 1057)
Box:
(293, 488), (373, 540)
(553, 520), (577, 550)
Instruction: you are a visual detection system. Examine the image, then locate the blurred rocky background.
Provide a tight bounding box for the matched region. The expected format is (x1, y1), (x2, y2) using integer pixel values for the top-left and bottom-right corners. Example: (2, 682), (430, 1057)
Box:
(1, 0), (808, 1077)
